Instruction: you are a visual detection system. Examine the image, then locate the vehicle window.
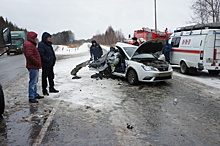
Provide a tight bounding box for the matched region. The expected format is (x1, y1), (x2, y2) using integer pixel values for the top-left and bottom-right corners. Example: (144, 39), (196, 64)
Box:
(132, 54), (156, 59)
(12, 39), (22, 44)
(123, 47), (137, 57)
(171, 37), (181, 47)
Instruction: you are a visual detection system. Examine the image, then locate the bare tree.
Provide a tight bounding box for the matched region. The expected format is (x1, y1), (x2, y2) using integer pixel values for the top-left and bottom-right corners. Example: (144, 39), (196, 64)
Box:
(105, 26), (116, 45)
(91, 26), (125, 46)
(51, 30), (75, 45)
(191, 0), (220, 23)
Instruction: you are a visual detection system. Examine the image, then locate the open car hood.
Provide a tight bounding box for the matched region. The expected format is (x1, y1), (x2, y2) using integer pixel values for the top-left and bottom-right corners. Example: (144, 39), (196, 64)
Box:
(131, 39), (166, 58)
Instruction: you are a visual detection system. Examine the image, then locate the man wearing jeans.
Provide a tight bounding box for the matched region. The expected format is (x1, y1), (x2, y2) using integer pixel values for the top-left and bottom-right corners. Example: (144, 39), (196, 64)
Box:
(23, 32), (44, 103)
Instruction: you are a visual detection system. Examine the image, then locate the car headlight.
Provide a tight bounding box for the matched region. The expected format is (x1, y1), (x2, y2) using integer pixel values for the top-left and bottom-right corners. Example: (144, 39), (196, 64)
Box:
(141, 65), (157, 71)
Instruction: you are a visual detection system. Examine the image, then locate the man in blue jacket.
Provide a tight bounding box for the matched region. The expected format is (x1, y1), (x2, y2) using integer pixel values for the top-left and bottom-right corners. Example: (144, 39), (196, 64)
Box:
(163, 39), (172, 63)
(90, 40), (103, 61)
(38, 32), (59, 96)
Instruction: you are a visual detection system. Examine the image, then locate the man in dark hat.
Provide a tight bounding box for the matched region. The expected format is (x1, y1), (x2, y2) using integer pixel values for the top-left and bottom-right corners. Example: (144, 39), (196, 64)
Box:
(38, 32), (59, 96)
(132, 37), (140, 46)
(90, 40), (103, 61)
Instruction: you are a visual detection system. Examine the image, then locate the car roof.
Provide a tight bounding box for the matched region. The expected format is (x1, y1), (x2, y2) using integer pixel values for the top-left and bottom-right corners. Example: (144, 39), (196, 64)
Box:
(116, 42), (137, 48)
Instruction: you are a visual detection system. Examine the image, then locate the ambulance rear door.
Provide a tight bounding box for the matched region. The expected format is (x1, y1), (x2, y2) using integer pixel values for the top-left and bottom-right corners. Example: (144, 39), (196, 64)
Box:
(203, 30), (220, 70)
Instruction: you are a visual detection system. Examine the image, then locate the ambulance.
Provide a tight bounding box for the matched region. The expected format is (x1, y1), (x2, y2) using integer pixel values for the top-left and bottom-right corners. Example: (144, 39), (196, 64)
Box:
(169, 23), (220, 75)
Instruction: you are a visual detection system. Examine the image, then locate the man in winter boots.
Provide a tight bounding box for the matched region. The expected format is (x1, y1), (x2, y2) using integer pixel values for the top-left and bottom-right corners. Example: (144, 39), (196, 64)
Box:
(38, 32), (59, 96)
(23, 32), (44, 103)
(90, 40), (103, 61)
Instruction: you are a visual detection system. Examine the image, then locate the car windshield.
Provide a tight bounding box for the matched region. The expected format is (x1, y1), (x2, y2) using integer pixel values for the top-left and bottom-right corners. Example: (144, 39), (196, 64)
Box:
(132, 54), (156, 59)
(123, 47), (137, 57)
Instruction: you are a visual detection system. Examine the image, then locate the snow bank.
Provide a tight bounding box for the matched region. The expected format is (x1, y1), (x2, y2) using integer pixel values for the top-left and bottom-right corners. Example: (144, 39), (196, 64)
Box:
(55, 43), (90, 55)
(55, 43), (110, 56)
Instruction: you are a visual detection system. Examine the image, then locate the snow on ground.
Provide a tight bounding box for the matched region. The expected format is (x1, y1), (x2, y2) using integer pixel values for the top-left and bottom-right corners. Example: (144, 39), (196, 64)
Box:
(55, 43), (110, 55)
(51, 43), (124, 108)
(55, 43), (90, 55)
(172, 65), (220, 90)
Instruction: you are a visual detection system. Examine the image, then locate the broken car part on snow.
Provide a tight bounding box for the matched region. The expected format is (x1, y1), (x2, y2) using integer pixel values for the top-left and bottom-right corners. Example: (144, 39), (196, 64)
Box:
(71, 60), (91, 79)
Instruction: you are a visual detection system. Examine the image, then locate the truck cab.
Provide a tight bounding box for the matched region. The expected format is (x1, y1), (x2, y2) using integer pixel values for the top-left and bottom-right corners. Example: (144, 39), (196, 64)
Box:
(7, 31), (26, 55)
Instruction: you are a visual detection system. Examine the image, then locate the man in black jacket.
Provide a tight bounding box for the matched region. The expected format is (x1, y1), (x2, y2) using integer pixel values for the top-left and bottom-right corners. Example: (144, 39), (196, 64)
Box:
(38, 32), (59, 95)
(90, 40), (103, 61)
(132, 37), (140, 46)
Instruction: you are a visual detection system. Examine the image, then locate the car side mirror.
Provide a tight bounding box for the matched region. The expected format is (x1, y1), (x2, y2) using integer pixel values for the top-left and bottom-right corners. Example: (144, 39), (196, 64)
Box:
(2, 27), (11, 46)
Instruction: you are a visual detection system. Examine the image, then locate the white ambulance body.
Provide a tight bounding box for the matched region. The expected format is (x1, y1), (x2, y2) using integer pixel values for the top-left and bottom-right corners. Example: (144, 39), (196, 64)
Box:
(169, 25), (220, 75)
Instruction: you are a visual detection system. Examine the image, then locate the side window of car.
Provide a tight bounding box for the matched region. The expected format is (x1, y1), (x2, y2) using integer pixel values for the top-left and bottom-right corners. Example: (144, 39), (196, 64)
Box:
(171, 37), (181, 47)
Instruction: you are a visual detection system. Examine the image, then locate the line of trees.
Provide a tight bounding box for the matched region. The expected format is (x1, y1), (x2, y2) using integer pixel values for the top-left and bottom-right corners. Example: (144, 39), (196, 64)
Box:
(91, 26), (124, 46)
(191, 0), (220, 24)
(51, 30), (75, 45)
(0, 16), (26, 45)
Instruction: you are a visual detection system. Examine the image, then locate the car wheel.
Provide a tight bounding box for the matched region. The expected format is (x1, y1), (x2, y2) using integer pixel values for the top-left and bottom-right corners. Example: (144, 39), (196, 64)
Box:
(180, 61), (189, 74)
(0, 84), (5, 115)
(127, 69), (139, 85)
(208, 70), (219, 75)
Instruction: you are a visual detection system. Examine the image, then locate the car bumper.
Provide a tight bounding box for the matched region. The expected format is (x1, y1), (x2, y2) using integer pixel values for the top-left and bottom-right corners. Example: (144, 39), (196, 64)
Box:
(139, 70), (173, 82)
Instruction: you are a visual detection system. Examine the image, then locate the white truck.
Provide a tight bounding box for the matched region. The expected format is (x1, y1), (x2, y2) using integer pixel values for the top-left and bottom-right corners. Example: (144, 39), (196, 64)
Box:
(169, 23), (220, 75)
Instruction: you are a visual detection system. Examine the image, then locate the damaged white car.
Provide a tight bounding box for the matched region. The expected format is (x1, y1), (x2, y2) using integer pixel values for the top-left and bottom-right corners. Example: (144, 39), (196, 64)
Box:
(89, 39), (173, 84)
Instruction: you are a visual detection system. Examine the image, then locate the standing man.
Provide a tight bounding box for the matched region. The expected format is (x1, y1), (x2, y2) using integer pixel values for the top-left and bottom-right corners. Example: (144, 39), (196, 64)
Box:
(38, 32), (59, 96)
(132, 37), (140, 46)
(90, 40), (103, 61)
(163, 39), (172, 63)
(23, 32), (44, 103)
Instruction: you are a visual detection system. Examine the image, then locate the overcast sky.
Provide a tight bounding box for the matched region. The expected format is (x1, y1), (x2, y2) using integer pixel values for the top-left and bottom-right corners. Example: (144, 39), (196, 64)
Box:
(1, 0), (193, 40)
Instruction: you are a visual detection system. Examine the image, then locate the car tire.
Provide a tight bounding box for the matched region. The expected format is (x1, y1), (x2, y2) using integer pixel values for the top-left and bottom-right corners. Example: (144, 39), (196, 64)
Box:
(180, 61), (189, 74)
(7, 52), (10, 55)
(208, 70), (219, 75)
(0, 84), (5, 115)
(127, 69), (139, 85)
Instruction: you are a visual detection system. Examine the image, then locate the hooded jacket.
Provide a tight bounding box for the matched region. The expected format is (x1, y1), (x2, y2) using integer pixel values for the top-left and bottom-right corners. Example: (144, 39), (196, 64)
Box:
(38, 32), (56, 68)
(90, 40), (103, 58)
(23, 32), (41, 69)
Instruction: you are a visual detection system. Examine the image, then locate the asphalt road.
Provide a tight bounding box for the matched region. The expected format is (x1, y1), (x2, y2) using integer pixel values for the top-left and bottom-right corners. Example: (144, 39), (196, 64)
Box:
(0, 53), (26, 87)
(0, 50), (220, 146)
(40, 76), (220, 146)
